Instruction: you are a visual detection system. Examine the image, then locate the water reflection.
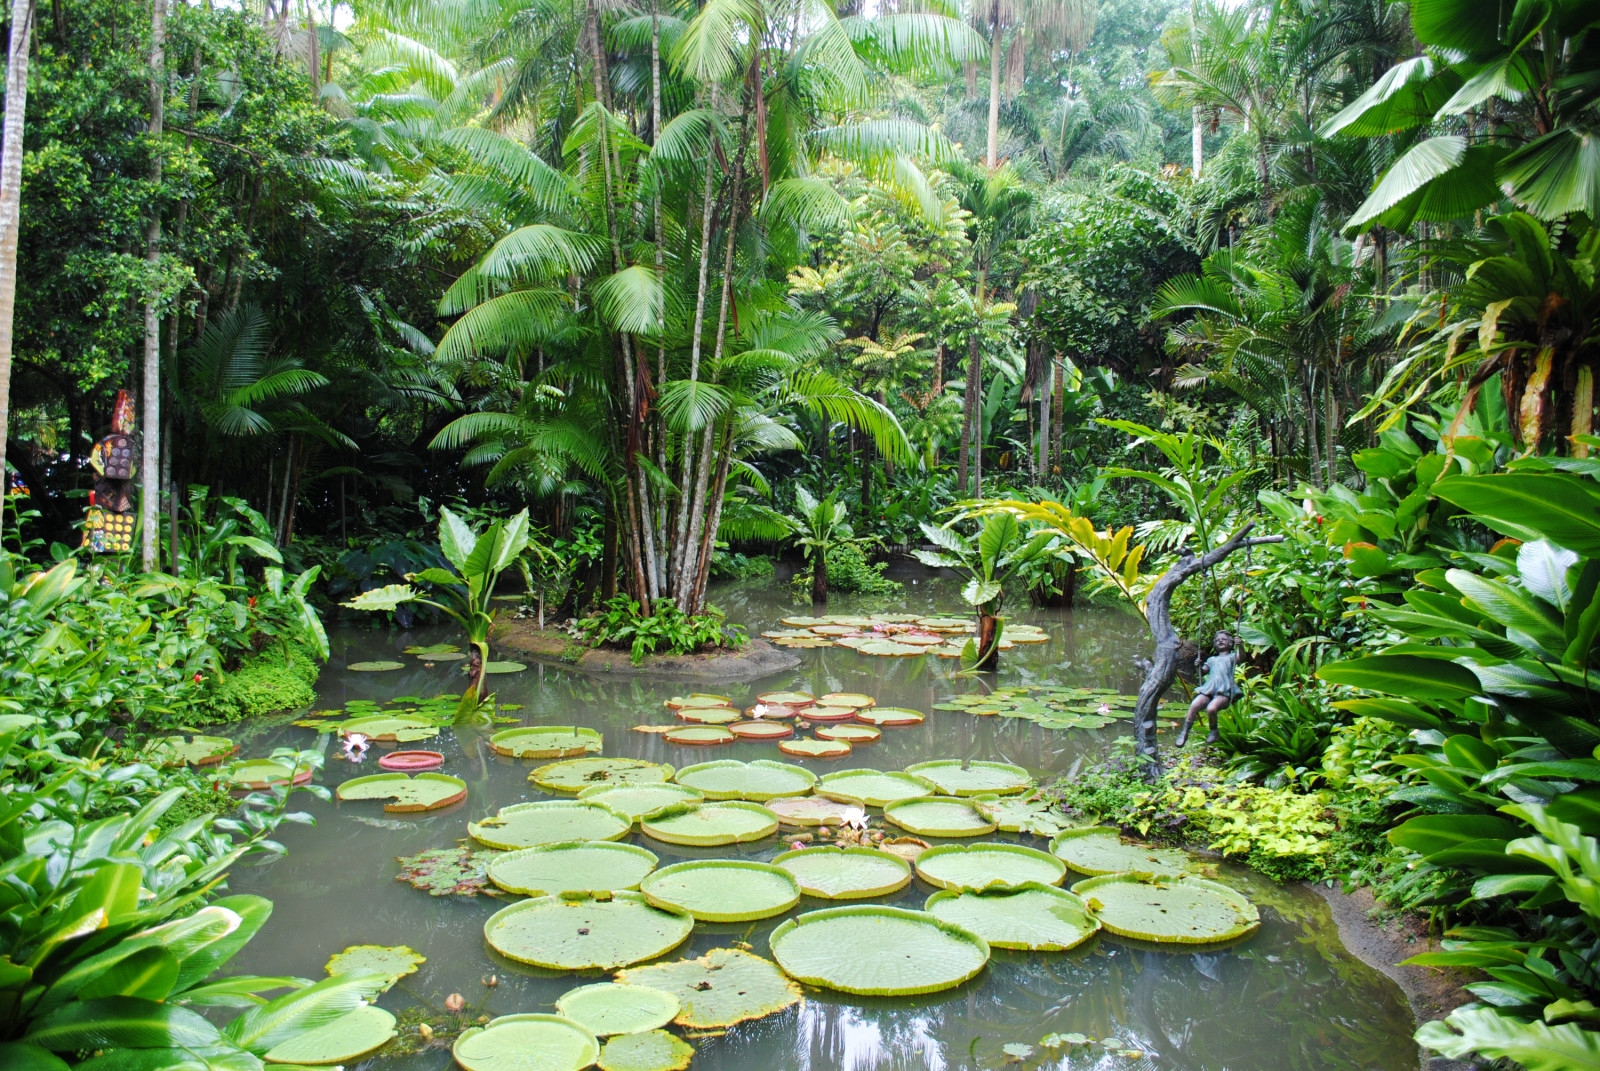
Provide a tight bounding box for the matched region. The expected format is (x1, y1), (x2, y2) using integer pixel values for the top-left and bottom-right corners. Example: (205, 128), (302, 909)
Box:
(226, 576), (1417, 1071)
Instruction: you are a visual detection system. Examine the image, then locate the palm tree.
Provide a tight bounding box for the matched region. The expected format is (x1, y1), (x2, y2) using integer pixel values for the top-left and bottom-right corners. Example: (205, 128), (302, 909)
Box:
(0, 0), (37, 502)
(969, 0), (1097, 168)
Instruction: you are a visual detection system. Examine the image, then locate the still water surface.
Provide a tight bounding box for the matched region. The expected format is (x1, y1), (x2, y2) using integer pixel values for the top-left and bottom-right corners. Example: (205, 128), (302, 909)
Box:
(227, 570), (1418, 1071)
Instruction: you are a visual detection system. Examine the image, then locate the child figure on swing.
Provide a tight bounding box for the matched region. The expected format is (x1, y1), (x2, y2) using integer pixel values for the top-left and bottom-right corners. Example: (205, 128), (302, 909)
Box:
(1176, 630), (1240, 747)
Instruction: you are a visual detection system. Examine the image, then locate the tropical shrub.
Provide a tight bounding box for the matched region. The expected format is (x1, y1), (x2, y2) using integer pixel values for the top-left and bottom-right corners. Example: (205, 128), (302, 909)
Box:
(575, 596), (747, 665)
(1216, 679), (1348, 785)
(200, 640), (321, 724)
(790, 543), (900, 598)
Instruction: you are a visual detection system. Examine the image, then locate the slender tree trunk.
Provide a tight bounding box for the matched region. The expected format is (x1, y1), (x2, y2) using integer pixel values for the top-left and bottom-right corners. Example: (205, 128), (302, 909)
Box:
(985, 7), (1002, 168)
(0, 0), (36, 498)
(811, 549), (827, 605)
(1038, 357), (1051, 474)
(1191, 105), (1203, 178)
(140, 0), (167, 571)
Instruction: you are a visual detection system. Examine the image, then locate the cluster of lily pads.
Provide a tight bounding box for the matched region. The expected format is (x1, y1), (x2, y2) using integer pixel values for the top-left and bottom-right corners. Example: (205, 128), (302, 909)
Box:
(934, 685), (1179, 731)
(623, 690), (922, 757)
(146, 733), (323, 791)
(381, 749), (1260, 1071)
(347, 642), (527, 675)
(760, 613), (1050, 658)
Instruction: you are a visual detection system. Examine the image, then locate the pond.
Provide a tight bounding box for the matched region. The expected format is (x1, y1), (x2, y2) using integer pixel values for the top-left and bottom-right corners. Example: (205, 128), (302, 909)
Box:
(226, 570), (1418, 1071)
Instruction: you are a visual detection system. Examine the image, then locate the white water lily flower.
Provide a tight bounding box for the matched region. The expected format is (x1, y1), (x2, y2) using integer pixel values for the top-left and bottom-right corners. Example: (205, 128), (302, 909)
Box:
(342, 732), (370, 760)
(1096, 703), (1113, 716)
(842, 806), (868, 832)
(750, 703), (770, 720)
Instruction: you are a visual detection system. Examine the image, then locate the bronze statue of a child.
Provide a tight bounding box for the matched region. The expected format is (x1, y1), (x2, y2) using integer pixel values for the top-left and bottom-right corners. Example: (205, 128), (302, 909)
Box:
(1176, 631), (1240, 747)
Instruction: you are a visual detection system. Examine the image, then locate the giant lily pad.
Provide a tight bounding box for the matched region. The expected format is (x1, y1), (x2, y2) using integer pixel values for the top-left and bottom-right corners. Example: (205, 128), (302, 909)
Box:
(914, 844), (1067, 891)
(404, 643), (460, 655)
(228, 759), (312, 790)
(905, 760), (1034, 797)
(339, 715), (438, 742)
(756, 691), (815, 707)
(674, 706), (743, 725)
(1072, 874), (1260, 944)
(597, 1030), (693, 1071)
(396, 846), (492, 897)
(348, 660), (405, 672)
(779, 738), (851, 759)
(555, 983), (680, 1036)
(773, 846), (911, 899)
(469, 800), (632, 850)
(639, 801), (779, 847)
(483, 892), (694, 970)
(662, 725), (735, 746)
(798, 705), (858, 723)
(453, 1014), (600, 1071)
(639, 860), (801, 922)
(337, 772), (467, 813)
(673, 760), (816, 802)
(615, 948), (800, 1029)
(1050, 827), (1193, 878)
(488, 841), (660, 896)
(532, 758), (675, 793)
(767, 796), (859, 826)
(814, 769), (937, 808)
(147, 734), (236, 767)
(769, 906), (989, 995)
(856, 640), (925, 657)
(263, 1005), (396, 1065)
(816, 724), (879, 744)
(484, 661), (528, 674)
(854, 707), (925, 727)
(323, 944), (424, 988)
(664, 694), (731, 710)
(728, 721), (793, 740)
(577, 782), (704, 820)
(882, 797), (996, 838)
(971, 794), (1070, 837)
(924, 883), (1101, 951)
(819, 693), (875, 708)
(491, 726), (603, 759)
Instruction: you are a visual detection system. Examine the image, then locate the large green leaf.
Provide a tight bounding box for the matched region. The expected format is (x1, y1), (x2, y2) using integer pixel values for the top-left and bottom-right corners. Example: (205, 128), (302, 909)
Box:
(1388, 815), (1527, 869)
(1316, 654), (1482, 699)
(615, 948), (799, 1029)
(768, 906), (990, 996)
(262, 1005), (396, 1065)
(638, 860), (801, 922)
(554, 983), (679, 1038)
(224, 974), (385, 1053)
(339, 584), (421, 612)
(925, 883), (1101, 951)
(672, 760), (816, 802)
(26, 997), (223, 1051)
(1435, 474), (1600, 555)
(903, 760), (1033, 797)
(483, 893), (693, 970)
(1073, 874), (1260, 944)
(453, 1014), (600, 1071)
(774, 846), (912, 899)
(0, 1043), (69, 1071)
(486, 841), (659, 897)
(468, 800), (633, 851)
(638, 801), (780, 847)
(1417, 1006), (1600, 1070)
(1499, 128), (1600, 221)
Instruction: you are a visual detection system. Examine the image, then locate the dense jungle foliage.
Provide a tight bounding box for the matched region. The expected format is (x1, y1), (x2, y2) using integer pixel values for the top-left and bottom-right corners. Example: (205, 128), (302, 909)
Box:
(1, 0), (1598, 1065)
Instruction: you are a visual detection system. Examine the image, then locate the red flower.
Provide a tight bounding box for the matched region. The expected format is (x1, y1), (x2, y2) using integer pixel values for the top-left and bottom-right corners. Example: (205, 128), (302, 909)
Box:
(248, 596), (256, 608)
(193, 672), (202, 683)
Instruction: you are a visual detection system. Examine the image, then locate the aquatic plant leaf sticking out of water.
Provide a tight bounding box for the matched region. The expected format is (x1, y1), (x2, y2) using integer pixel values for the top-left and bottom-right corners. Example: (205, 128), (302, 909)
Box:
(340, 506), (548, 721)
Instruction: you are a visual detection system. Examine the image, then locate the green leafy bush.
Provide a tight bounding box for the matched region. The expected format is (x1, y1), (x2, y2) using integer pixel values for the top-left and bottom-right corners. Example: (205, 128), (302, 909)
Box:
(790, 542), (900, 597)
(576, 596), (747, 664)
(200, 640), (320, 724)
(710, 552), (776, 581)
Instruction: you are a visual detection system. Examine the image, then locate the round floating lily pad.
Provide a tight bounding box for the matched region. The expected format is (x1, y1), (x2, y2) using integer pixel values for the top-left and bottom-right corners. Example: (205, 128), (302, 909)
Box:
(767, 796), (859, 826)
(757, 691), (815, 707)
(616, 948), (799, 1029)
(483, 892), (694, 970)
(487, 841), (660, 896)
(673, 760), (816, 802)
(810, 624), (858, 637)
(469, 800), (632, 850)
(555, 983), (680, 1037)
(577, 782), (704, 820)
(640, 860), (801, 922)
(904, 760), (1034, 797)
(728, 721), (793, 740)
(337, 772), (466, 812)
(597, 1029), (692, 1071)
(880, 836), (932, 863)
(917, 617), (971, 630)
(147, 734), (237, 767)
(857, 640), (925, 657)
(228, 760), (312, 790)
(323, 944), (424, 987)
(484, 661), (527, 674)
(348, 660), (405, 672)
(674, 706), (743, 725)
(418, 651), (468, 661)
(814, 769), (937, 808)
(339, 715), (437, 742)
(532, 758), (675, 793)
(924, 882), (1101, 951)
(664, 694), (731, 710)
(453, 1014), (599, 1071)
(662, 725), (736, 746)
(816, 724), (879, 744)
(378, 750), (445, 771)
(1072, 874), (1260, 944)
(743, 703), (797, 720)
(972, 795), (1069, 837)
(771, 636), (834, 649)
(263, 1004), (396, 1065)
(779, 737), (851, 759)
(819, 693), (875, 708)
(915, 843), (1067, 892)
(799, 705), (858, 723)
(854, 707), (925, 727)
(769, 906), (989, 996)
(883, 796), (996, 838)
(639, 801), (779, 847)
(1050, 827), (1192, 878)
(774, 846), (912, 899)
(491, 726), (603, 759)
(404, 643), (460, 655)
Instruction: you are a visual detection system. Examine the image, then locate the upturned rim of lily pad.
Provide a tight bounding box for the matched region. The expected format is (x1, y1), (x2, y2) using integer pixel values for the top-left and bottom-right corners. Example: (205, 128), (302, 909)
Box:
(882, 796), (998, 838)
(486, 840), (660, 896)
(923, 882), (1102, 951)
(914, 842), (1068, 892)
(490, 725), (603, 759)
(815, 724), (880, 743)
(773, 845), (912, 899)
(554, 982), (681, 1037)
(336, 771), (467, 813)
(1048, 826), (1193, 878)
(853, 707), (926, 727)
(728, 720), (794, 740)
(638, 801), (780, 847)
(468, 799), (633, 850)
(452, 1013), (600, 1071)
(813, 769), (938, 807)
(482, 892), (695, 970)
(639, 859), (802, 922)
(662, 725), (737, 746)
(778, 737), (852, 759)
(903, 760), (1035, 797)
(768, 905), (990, 996)
(377, 750), (445, 771)
(530, 757), (676, 794)
(1071, 873), (1261, 945)
(672, 759), (817, 802)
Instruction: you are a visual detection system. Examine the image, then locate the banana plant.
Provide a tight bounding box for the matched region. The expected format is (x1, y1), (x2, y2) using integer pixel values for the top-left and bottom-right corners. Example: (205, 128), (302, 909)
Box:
(913, 512), (1053, 668)
(785, 488), (858, 606)
(341, 507), (541, 717)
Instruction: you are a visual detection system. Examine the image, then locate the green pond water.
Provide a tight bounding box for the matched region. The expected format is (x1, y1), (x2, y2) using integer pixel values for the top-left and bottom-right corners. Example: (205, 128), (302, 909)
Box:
(226, 569), (1418, 1071)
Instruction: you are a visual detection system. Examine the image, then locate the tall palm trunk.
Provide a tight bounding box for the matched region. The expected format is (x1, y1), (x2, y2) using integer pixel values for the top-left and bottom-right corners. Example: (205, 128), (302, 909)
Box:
(140, 0), (167, 571)
(985, 6), (1002, 168)
(0, 0), (36, 498)
(1191, 105), (1203, 178)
